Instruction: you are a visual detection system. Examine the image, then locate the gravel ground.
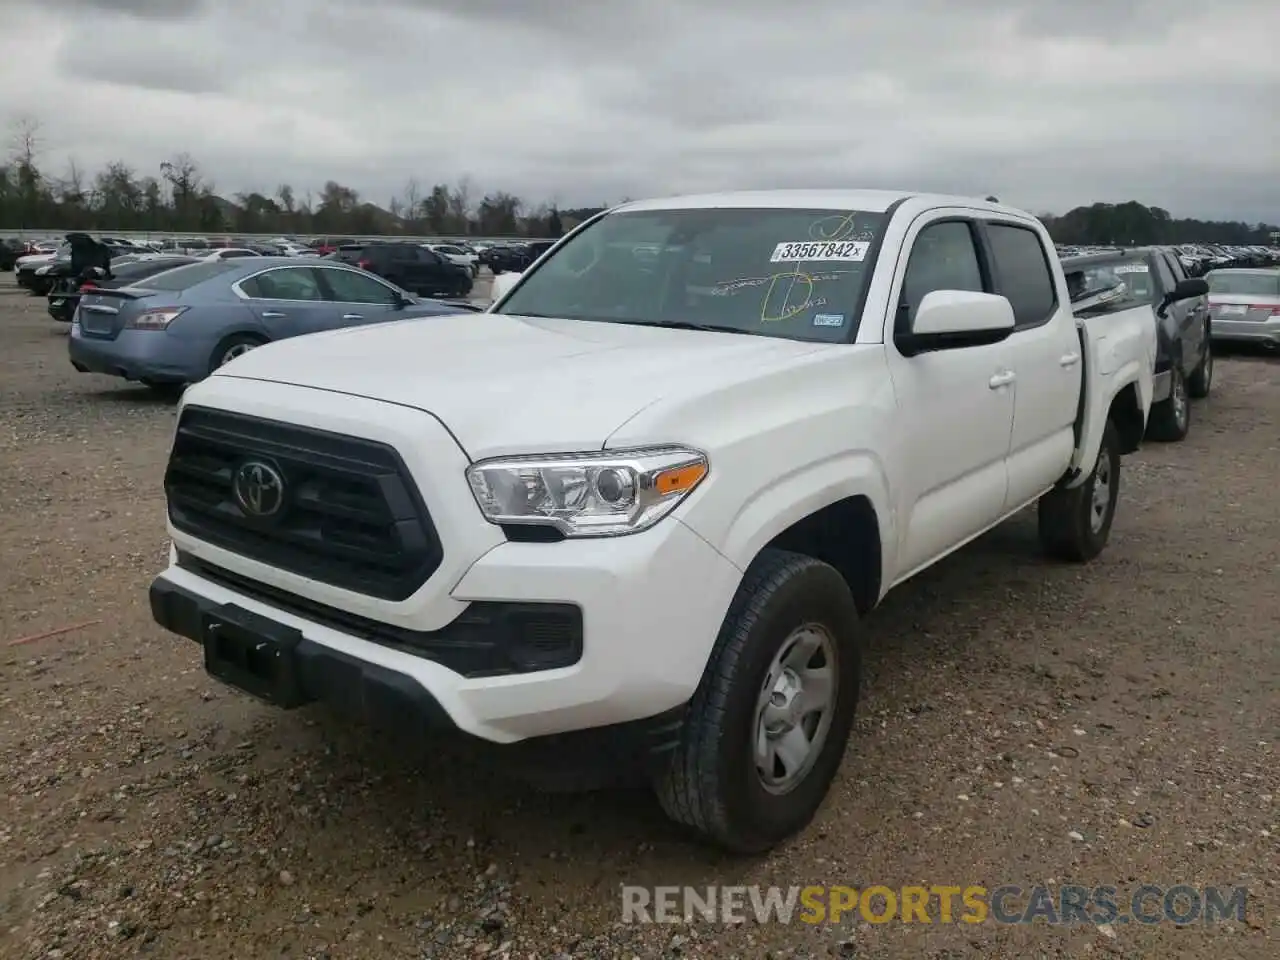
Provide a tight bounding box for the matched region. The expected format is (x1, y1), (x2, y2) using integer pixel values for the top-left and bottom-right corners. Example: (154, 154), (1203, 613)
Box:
(0, 271), (1276, 960)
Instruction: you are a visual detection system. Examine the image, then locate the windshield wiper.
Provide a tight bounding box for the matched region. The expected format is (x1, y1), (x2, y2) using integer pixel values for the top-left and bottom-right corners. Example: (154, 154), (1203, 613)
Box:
(610, 317), (765, 336)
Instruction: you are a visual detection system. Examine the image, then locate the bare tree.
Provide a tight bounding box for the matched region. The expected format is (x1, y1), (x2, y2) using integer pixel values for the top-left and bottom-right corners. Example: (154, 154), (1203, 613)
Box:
(449, 175), (473, 234)
(402, 177), (421, 228)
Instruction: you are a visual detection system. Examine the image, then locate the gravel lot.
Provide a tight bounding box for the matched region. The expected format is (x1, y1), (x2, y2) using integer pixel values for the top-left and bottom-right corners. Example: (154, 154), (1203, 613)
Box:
(0, 271), (1276, 959)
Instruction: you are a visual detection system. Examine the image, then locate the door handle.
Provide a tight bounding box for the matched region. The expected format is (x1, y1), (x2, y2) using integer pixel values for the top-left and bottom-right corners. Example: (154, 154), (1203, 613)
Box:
(1059, 352), (1080, 367)
(342, 313), (364, 320)
(988, 370), (1016, 389)
(260, 311), (285, 319)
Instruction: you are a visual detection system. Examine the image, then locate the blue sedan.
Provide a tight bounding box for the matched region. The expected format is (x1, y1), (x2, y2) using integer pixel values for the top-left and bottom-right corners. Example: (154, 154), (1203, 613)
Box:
(68, 256), (479, 393)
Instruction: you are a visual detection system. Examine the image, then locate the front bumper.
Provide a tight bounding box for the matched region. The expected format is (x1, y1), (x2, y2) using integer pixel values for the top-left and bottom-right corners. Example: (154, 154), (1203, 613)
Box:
(152, 377), (744, 744)
(68, 324), (215, 383)
(1211, 317), (1280, 346)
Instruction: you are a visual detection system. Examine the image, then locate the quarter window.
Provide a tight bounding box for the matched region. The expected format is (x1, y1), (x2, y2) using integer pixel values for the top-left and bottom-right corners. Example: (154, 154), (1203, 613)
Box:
(320, 267), (399, 304)
(986, 224), (1058, 328)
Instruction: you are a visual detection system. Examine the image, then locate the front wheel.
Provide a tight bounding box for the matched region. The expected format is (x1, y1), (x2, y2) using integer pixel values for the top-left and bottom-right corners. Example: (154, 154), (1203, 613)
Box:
(654, 549), (861, 853)
(1038, 419), (1121, 563)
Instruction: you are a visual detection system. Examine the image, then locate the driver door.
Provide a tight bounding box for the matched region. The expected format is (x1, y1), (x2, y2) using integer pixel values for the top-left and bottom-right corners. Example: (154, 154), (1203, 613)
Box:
(881, 215), (1016, 581)
(314, 266), (403, 327)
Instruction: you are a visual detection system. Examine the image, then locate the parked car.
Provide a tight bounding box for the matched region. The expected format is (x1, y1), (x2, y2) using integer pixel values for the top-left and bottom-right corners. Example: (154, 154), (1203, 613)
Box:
(331, 242), (472, 297)
(1205, 268), (1280, 350)
(16, 245), (68, 289)
(1062, 247), (1212, 441)
(478, 243), (533, 274)
(30, 240), (134, 296)
(48, 255), (199, 323)
(149, 190), (1159, 854)
(68, 257), (480, 394)
(426, 243), (480, 277)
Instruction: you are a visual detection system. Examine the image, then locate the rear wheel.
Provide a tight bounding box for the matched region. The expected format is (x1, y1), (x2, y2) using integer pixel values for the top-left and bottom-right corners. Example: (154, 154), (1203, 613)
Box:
(209, 333), (266, 374)
(1145, 366), (1190, 442)
(1038, 420), (1121, 563)
(1187, 332), (1213, 399)
(654, 549), (861, 853)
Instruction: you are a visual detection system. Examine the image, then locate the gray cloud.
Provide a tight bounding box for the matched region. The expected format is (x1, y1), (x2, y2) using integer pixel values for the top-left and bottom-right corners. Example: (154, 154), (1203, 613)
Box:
(48, 0), (207, 20)
(3, 0), (1277, 222)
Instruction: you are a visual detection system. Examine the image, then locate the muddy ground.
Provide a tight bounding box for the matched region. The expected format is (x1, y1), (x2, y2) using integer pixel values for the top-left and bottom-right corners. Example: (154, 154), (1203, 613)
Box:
(0, 271), (1276, 959)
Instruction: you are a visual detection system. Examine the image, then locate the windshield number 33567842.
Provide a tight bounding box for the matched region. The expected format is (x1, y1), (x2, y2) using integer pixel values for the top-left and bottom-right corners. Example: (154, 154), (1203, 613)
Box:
(770, 240), (869, 263)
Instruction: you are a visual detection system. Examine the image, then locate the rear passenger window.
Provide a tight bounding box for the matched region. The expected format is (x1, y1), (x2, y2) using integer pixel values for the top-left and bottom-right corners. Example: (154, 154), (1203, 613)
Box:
(899, 221), (985, 331)
(242, 268), (323, 301)
(987, 224), (1057, 328)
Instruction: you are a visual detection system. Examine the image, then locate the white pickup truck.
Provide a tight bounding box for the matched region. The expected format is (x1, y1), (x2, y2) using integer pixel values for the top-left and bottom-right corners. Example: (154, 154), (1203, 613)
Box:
(150, 190), (1185, 853)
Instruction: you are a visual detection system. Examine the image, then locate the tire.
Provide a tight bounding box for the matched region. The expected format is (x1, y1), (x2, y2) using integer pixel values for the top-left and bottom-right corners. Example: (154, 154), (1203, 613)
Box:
(208, 333), (266, 375)
(1145, 366), (1190, 441)
(1187, 333), (1213, 399)
(1038, 419), (1121, 563)
(654, 549), (861, 853)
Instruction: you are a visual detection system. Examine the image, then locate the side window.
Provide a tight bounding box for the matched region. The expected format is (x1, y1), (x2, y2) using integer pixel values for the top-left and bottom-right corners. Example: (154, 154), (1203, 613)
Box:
(1162, 253), (1186, 283)
(417, 248), (443, 265)
(986, 224), (1058, 329)
(899, 221), (985, 330)
(319, 267), (399, 304)
(1151, 256), (1176, 298)
(241, 268), (324, 301)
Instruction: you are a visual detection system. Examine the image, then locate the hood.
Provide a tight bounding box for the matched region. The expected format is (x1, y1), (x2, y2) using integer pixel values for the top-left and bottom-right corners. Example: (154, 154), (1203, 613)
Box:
(211, 312), (830, 459)
(17, 253), (56, 268)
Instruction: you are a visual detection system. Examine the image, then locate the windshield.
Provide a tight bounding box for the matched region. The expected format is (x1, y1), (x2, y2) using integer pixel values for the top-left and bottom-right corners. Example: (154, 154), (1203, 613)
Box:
(1207, 272), (1280, 297)
(494, 207), (887, 342)
(1064, 258), (1154, 309)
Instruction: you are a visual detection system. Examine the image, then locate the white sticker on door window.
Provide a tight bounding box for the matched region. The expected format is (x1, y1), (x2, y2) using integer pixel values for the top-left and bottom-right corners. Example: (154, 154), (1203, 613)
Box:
(1111, 264), (1148, 274)
(770, 240), (869, 263)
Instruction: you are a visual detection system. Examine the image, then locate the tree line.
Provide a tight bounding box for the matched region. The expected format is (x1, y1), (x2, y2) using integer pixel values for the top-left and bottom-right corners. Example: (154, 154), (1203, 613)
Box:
(2, 119), (1276, 243)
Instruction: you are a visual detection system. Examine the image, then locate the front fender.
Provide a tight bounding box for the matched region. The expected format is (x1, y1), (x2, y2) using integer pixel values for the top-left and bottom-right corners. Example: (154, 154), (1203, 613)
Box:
(682, 449), (895, 590)
(1067, 310), (1155, 487)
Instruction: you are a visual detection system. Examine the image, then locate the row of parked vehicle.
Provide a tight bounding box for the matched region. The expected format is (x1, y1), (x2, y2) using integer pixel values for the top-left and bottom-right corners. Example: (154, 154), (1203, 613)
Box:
(1059, 246), (1280, 445)
(1058, 242), (1280, 274)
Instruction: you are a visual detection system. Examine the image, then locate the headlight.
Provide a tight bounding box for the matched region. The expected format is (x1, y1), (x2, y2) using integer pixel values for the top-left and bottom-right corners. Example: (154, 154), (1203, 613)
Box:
(466, 446), (708, 537)
(125, 306), (188, 331)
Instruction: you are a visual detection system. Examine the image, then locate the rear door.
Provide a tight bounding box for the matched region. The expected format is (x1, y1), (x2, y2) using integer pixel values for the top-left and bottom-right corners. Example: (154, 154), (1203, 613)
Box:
(980, 219), (1082, 512)
(234, 266), (337, 337)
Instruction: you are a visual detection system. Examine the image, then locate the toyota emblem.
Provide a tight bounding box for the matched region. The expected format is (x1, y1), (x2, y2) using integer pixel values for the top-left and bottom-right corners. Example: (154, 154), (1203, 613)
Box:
(232, 460), (286, 518)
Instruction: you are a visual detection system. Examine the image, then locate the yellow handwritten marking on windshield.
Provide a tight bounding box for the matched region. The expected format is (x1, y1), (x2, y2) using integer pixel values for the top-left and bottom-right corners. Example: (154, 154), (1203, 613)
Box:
(761, 271), (816, 322)
(809, 214), (873, 243)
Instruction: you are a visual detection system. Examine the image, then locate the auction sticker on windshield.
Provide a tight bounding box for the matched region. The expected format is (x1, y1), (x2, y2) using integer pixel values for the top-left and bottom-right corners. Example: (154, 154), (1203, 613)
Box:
(770, 241), (869, 263)
(1111, 264), (1148, 274)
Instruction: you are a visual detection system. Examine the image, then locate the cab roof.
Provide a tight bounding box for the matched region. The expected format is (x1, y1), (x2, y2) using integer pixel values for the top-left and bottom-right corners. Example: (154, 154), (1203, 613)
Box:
(615, 189), (1027, 218)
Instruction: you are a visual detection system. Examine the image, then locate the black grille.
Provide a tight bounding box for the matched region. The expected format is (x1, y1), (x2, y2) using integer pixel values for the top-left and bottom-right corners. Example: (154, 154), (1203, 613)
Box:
(165, 407), (442, 601)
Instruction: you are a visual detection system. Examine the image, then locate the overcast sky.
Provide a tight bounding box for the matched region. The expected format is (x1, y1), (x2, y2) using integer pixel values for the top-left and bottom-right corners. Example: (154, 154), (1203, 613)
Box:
(4, 0), (1278, 222)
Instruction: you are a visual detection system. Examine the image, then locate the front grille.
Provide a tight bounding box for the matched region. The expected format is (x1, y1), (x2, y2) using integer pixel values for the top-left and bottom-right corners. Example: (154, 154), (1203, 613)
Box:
(165, 407), (442, 601)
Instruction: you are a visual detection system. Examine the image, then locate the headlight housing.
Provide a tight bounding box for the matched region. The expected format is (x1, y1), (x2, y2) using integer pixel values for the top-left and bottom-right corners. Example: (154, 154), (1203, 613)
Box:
(466, 446), (708, 537)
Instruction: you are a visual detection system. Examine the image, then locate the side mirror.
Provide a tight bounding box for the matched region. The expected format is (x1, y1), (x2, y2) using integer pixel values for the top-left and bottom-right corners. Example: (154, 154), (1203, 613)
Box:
(490, 270), (523, 303)
(1157, 277), (1209, 317)
(897, 290), (1016, 356)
